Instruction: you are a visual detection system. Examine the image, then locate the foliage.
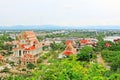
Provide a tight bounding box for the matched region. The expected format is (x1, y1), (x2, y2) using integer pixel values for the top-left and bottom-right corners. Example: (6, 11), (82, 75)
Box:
(101, 50), (120, 73)
(101, 50), (120, 62)
(92, 53), (97, 59)
(50, 42), (65, 51)
(111, 56), (120, 73)
(9, 61), (15, 66)
(2, 68), (9, 73)
(77, 46), (93, 61)
(6, 54), (120, 80)
(27, 63), (36, 69)
(22, 68), (26, 71)
(42, 45), (50, 51)
(3, 44), (13, 51)
(0, 34), (14, 50)
(109, 41), (120, 51)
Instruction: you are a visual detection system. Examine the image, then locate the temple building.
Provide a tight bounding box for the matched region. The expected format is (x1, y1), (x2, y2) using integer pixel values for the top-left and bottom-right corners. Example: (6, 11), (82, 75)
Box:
(12, 31), (42, 65)
(58, 43), (76, 58)
(66, 40), (76, 46)
(63, 43), (76, 56)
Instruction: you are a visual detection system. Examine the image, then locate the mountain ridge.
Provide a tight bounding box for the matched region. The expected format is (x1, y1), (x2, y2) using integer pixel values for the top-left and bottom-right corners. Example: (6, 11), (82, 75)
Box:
(0, 25), (120, 30)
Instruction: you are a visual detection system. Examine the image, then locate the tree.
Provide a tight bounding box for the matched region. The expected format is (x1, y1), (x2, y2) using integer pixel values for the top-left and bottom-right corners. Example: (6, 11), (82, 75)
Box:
(50, 42), (65, 51)
(111, 55), (120, 73)
(77, 46), (93, 61)
(6, 54), (119, 80)
(27, 63), (35, 69)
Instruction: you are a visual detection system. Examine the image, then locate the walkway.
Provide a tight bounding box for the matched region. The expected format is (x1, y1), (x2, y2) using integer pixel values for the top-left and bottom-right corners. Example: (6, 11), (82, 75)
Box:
(97, 53), (110, 70)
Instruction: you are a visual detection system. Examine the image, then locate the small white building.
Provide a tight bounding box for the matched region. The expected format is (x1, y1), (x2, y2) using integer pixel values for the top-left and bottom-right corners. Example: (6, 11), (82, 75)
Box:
(104, 36), (120, 42)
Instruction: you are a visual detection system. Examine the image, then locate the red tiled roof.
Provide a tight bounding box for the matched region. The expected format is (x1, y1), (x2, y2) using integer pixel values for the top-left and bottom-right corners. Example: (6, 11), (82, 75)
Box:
(80, 39), (93, 45)
(66, 40), (74, 45)
(80, 39), (89, 44)
(23, 31), (38, 43)
(25, 46), (36, 50)
(105, 43), (111, 47)
(20, 44), (25, 48)
(63, 51), (74, 55)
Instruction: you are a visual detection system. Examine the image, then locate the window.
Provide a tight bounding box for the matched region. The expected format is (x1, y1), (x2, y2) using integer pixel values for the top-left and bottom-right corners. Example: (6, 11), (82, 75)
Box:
(19, 50), (21, 56)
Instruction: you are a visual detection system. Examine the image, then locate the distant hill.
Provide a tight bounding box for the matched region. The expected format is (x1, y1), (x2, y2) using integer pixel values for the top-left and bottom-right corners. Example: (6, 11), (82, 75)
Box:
(0, 25), (120, 30)
(0, 25), (64, 30)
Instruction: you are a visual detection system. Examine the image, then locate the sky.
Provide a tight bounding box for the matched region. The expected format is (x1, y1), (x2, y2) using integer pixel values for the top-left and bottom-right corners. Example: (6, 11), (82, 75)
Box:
(0, 0), (120, 26)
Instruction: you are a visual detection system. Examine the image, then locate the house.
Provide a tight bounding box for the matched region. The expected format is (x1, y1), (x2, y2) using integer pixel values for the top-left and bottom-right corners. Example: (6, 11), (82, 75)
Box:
(12, 31), (42, 64)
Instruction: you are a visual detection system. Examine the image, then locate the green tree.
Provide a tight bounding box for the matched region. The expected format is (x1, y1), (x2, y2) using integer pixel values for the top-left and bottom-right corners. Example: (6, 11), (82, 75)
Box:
(77, 46), (93, 61)
(27, 63), (35, 69)
(111, 55), (120, 73)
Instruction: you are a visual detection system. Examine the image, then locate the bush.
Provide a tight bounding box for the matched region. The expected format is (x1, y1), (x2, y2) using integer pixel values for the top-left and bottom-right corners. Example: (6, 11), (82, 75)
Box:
(41, 54), (47, 59)
(9, 61), (15, 66)
(37, 58), (43, 63)
(77, 46), (93, 61)
(48, 58), (55, 63)
(27, 63), (35, 69)
(2, 68), (9, 73)
(22, 68), (26, 71)
(92, 53), (97, 59)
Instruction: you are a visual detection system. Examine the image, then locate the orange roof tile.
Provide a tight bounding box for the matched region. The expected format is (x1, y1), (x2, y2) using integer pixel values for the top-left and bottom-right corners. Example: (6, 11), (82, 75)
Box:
(23, 31), (38, 43)
(63, 51), (74, 55)
(20, 44), (25, 48)
(80, 39), (93, 45)
(66, 40), (75, 45)
(25, 46), (36, 50)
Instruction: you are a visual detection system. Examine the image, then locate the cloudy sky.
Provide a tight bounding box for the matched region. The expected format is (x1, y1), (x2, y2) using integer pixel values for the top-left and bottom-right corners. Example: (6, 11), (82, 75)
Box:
(0, 0), (120, 26)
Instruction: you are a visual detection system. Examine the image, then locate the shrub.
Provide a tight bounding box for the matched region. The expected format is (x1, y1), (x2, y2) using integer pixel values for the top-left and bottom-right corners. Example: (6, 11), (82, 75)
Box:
(27, 63), (35, 69)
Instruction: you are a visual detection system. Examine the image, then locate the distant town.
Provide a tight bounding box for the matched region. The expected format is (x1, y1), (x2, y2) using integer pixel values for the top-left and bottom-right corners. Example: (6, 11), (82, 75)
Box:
(0, 29), (120, 79)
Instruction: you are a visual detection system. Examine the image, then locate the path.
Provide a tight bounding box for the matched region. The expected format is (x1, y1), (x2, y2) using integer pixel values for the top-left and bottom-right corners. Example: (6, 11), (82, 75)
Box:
(97, 53), (110, 70)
